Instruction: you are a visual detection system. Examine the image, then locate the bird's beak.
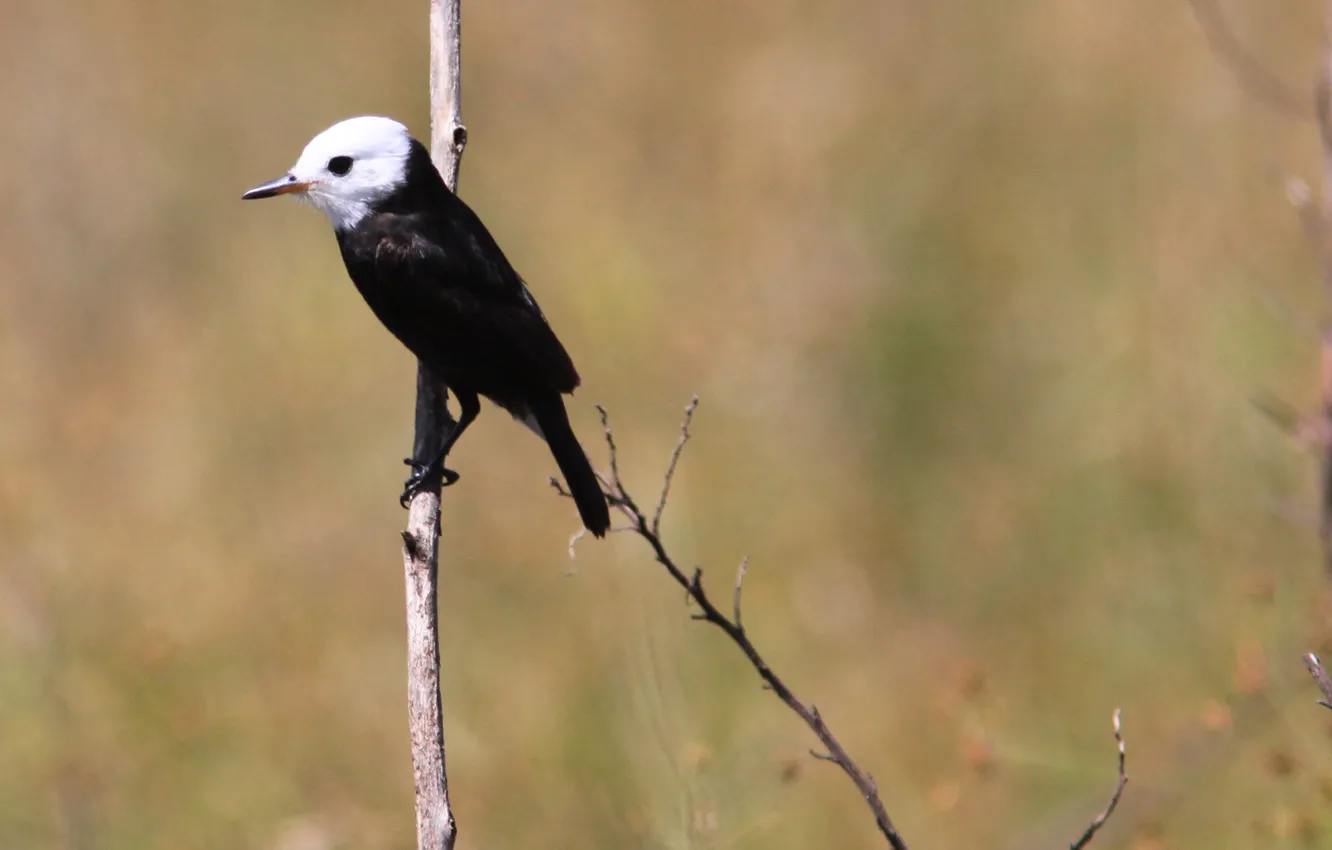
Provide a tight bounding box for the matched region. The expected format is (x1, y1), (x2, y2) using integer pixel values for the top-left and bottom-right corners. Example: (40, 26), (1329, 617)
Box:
(241, 174), (310, 200)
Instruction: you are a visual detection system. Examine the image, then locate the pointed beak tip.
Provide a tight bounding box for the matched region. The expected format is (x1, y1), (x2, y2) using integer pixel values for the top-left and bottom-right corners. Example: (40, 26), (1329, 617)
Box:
(242, 175), (308, 201)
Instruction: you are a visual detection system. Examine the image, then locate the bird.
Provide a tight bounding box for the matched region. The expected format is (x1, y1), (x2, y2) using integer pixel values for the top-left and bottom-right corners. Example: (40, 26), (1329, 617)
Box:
(242, 115), (611, 538)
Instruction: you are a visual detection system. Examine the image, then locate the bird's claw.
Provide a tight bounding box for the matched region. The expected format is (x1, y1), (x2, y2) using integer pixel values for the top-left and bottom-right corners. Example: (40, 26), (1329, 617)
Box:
(399, 457), (460, 508)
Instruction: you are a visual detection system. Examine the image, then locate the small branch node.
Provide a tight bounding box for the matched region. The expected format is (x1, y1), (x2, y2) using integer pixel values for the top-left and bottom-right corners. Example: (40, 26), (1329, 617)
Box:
(549, 476), (572, 499)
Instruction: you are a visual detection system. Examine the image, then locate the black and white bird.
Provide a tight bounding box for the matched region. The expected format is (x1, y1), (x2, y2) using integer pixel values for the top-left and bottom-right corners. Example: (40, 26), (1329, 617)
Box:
(242, 116), (610, 538)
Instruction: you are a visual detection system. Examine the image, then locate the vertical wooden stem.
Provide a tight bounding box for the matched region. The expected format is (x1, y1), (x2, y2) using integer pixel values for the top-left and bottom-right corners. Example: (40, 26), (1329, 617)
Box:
(402, 2), (467, 848)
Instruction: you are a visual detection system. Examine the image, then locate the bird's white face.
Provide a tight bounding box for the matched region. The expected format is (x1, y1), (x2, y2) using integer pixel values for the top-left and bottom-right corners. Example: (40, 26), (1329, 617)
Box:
(243, 116), (413, 231)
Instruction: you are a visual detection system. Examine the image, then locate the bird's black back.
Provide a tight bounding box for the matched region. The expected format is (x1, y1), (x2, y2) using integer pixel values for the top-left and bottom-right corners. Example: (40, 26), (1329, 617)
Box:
(336, 140), (581, 413)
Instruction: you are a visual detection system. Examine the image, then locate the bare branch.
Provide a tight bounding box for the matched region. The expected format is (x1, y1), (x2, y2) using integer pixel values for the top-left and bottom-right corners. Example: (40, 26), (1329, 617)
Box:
(562, 400), (1131, 848)
(1303, 652), (1332, 709)
(428, 0), (467, 190)
(578, 399), (910, 849)
(401, 3), (467, 850)
(1185, 0), (1309, 117)
(566, 527), (587, 564)
(1068, 709), (1128, 850)
(548, 476), (571, 499)
(595, 404), (625, 500)
(652, 395), (699, 536)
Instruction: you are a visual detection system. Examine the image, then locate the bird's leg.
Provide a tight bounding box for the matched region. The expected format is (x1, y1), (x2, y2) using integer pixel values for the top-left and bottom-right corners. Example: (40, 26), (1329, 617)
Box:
(400, 389), (480, 507)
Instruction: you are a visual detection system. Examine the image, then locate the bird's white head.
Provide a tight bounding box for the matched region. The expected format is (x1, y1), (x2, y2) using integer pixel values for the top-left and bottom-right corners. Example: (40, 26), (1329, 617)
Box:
(242, 116), (414, 231)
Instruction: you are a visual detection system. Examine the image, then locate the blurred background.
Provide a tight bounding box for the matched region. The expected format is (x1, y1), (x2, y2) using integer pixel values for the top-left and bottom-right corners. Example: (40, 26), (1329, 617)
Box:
(0, 1), (1329, 847)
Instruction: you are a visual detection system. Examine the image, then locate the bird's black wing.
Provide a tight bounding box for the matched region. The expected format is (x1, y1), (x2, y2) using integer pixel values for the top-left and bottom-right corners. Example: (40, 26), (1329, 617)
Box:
(344, 208), (582, 397)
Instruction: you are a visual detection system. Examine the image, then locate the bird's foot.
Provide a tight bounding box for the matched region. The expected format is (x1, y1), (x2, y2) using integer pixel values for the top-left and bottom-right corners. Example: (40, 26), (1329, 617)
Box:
(399, 456), (461, 508)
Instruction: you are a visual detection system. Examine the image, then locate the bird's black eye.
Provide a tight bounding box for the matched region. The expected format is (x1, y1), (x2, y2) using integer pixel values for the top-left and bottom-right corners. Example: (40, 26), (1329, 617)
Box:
(327, 155), (353, 176)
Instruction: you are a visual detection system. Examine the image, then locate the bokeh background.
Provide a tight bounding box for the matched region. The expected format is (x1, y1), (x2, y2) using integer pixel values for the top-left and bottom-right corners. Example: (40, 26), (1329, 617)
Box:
(1, 1), (1329, 848)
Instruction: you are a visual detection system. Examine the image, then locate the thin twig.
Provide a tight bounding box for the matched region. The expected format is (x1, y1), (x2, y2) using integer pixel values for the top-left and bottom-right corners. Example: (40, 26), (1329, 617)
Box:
(573, 399), (909, 848)
(652, 395), (698, 536)
(1185, 0), (1309, 117)
(1068, 709), (1128, 850)
(595, 404), (623, 497)
(559, 398), (1130, 848)
(1303, 653), (1332, 709)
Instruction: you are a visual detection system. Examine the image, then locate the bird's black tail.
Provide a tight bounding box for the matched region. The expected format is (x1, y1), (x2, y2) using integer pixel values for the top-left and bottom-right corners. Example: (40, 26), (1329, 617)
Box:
(528, 393), (610, 538)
